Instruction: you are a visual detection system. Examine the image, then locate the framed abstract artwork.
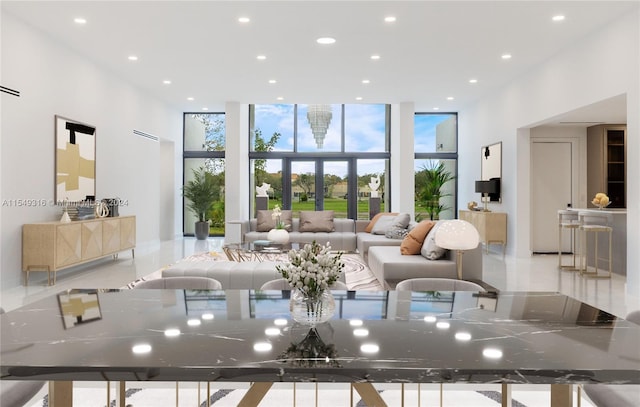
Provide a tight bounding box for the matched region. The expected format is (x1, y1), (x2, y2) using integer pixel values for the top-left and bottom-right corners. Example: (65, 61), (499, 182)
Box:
(55, 115), (96, 202)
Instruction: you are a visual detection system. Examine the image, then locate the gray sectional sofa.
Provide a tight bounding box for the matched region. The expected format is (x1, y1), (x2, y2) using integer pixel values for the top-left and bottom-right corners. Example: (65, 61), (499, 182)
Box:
(165, 211), (483, 290)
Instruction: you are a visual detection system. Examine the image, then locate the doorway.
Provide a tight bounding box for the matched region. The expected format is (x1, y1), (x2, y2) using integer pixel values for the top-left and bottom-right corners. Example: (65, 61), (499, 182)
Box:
(531, 141), (574, 253)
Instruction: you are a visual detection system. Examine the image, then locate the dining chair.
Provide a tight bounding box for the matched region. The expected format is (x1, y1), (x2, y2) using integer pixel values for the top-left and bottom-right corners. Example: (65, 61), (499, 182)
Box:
(260, 278), (348, 290)
(395, 278), (485, 292)
(133, 276), (222, 289)
(582, 310), (640, 406)
(0, 308), (46, 407)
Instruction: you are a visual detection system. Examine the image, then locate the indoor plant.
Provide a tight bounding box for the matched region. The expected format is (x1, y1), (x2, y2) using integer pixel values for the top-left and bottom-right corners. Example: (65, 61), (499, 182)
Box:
(276, 241), (344, 325)
(182, 166), (218, 240)
(418, 161), (455, 220)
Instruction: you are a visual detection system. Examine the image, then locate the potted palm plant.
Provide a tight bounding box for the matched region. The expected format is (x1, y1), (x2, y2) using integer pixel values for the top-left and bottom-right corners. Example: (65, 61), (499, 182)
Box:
(418, 162), (455, 220)
(182, 167), (218, 240)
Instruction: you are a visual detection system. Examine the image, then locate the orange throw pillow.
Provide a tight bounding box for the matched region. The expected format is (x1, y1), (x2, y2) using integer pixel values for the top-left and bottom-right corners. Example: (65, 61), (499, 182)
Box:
(364, 212), (399, 233)
(400, 220), (436, 255)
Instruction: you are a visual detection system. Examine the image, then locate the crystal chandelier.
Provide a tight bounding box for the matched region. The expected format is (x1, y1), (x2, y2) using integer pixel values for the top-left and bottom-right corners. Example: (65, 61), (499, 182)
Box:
(306, 104), (332, 148)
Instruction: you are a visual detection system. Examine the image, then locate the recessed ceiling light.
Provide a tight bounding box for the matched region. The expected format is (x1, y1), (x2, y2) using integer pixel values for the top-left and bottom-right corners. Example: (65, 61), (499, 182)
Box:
(256, 55), (266, 60)
(447, 96), (454, 101)
(128, 55), (138, 61)
(268, 79), (277, 84)
(501, 53), (512, 60)
(552, 15), (565, 22)
(355, 96), (363, 101)
(433, 107), (440, 111)
(238, 17), (250, 23)
(276, 97), (284, 101)
(162, 80), (171, 85)
(74, 17), (87, 24)
(316, 37), (336, 45)
(201, 107), (209, 111)
(187, 97), (194, 101)
(370, 54), (381, 60)
(384, 16), (396, 23)
(469, 78), (478, 84)
(362, 79), (370, 84)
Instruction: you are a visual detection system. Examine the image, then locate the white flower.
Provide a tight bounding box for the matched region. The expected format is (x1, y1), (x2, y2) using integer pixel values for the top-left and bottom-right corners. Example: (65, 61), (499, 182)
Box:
(275, 240), (345, 298)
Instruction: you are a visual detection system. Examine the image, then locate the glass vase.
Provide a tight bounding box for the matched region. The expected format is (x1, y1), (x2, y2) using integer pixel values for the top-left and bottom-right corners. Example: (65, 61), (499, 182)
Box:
(290, 290), (335, 326)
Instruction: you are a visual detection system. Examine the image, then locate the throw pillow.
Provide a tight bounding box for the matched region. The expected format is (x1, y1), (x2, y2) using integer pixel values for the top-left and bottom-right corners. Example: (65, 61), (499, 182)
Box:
(298, 211), (335, 232)
(256, 209), (293, 232)
(400, 220), (436, 255)
(390, 213), (411, 229)
(371, 215), (397, 235)
(421, 221), (448, 260)
(385, 226), (409, 240)
(364, 212), (398, 233)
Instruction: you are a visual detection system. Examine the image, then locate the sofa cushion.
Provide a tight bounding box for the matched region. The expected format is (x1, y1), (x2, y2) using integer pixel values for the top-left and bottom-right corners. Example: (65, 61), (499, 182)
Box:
(364, 212), (398, 233)
(400, 220), (436, 255)
(421, 221), (448, 260)
(385, 226), (409, 239)
(299, 210), (335, 232)
(371, 215), (395, 235)
(256, 209), (293, 232)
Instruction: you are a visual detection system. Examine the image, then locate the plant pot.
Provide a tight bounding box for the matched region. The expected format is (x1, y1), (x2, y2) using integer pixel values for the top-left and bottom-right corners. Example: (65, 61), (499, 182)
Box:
(194, 221), (210, 240)
(267, 228), (290, 244)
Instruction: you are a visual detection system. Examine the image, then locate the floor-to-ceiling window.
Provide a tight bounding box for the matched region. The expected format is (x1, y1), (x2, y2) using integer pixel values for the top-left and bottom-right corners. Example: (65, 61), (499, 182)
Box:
(414, 113), (458, 221)
(249, 104), (390, 219)
(183, 113), (225, 236)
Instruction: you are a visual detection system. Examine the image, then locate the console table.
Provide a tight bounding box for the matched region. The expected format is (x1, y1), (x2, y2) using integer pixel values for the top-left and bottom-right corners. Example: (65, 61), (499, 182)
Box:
(1, 290), (638, 407)
(459, 210), (507, 254)
(22, 216), (136, 285)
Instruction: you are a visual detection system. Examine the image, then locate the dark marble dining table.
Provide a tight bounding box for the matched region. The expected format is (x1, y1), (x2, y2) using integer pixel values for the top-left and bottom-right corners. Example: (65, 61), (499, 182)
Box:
(1, 289), (639, 406)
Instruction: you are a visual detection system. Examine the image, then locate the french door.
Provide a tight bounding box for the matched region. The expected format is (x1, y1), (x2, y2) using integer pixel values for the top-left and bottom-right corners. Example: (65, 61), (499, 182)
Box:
(283, 159), (354, 218)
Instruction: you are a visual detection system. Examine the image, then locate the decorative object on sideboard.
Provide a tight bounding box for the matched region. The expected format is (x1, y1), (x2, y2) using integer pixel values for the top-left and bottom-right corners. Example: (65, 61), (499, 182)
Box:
(467, 201), (478, 210)
(475, 179), (499, 212)
(182, 166), (217, 240)
(277, 241), (344, 325)
(55, 115), (96, 202)
(591, 192), (611, 210)
(102, 198), (119, 217)
(94, 201), (109, 218)
(435, 219), (480, 280)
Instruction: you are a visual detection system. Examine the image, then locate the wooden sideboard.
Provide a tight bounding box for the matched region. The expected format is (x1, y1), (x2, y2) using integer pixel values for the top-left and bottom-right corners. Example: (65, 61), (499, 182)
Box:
(22, 216), (136, 285)
(459, 210), (507, 254)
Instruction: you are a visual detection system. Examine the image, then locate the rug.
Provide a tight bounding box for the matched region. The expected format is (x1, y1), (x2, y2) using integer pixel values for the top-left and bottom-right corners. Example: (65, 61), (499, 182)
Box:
(127, 252), (383, 291)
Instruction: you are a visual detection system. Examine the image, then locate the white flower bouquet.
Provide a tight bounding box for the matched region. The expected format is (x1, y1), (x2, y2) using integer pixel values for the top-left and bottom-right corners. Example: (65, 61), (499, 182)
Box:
(271, 205), (288, 229)
(276, 241), (345, 299)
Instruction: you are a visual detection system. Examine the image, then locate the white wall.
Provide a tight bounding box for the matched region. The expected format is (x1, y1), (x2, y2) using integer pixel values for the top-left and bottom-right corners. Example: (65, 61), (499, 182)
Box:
(458, 10), (639, 297)
(0, 13), (182, 288)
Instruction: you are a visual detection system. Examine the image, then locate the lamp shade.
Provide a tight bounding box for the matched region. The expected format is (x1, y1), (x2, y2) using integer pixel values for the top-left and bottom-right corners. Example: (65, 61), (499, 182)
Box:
(435, 219), (480, 251)
(475, 180), (497, 194)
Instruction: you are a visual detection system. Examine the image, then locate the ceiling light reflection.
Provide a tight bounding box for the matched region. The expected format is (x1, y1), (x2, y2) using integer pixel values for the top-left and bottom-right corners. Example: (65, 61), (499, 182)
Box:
(132, 344), (152, 354)
(349, 319), (363, 327)
(274, 318), (288, 326)
(455, 332), (472, 341)
(164, 329), (181, 337)
(187, 319), (201, 326)
(483, 348), (503, 359)
(361, 344), (379, 353)
(253, 342), (272, 352)
(424, 316), (437, 323)
(238, 17), (250, 23)
(353, 328), (369, 337)
(201, 313), (214, 320)
(265, 328), (281, 336)
(436, 321), (450, 329)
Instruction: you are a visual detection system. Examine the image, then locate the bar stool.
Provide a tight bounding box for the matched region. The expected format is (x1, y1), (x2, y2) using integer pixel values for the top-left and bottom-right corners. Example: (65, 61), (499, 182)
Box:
(578, 211), (613, 279)
(558, 210), (580, 271)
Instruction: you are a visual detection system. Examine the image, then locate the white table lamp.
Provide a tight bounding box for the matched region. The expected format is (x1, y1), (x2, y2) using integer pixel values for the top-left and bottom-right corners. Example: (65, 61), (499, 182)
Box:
(435, 219), (480, 280)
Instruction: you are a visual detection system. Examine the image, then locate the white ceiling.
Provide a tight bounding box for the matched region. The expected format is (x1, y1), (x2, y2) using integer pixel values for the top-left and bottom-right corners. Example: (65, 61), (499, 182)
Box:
(2, 1), (637, 119)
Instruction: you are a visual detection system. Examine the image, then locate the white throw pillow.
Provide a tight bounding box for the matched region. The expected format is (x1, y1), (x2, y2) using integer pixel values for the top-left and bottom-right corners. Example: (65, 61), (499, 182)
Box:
(421, 221), (448, 260)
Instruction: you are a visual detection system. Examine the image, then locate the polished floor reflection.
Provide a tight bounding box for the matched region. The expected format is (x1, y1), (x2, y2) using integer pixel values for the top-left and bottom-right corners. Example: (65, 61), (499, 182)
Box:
(1, 237), (637, 320)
